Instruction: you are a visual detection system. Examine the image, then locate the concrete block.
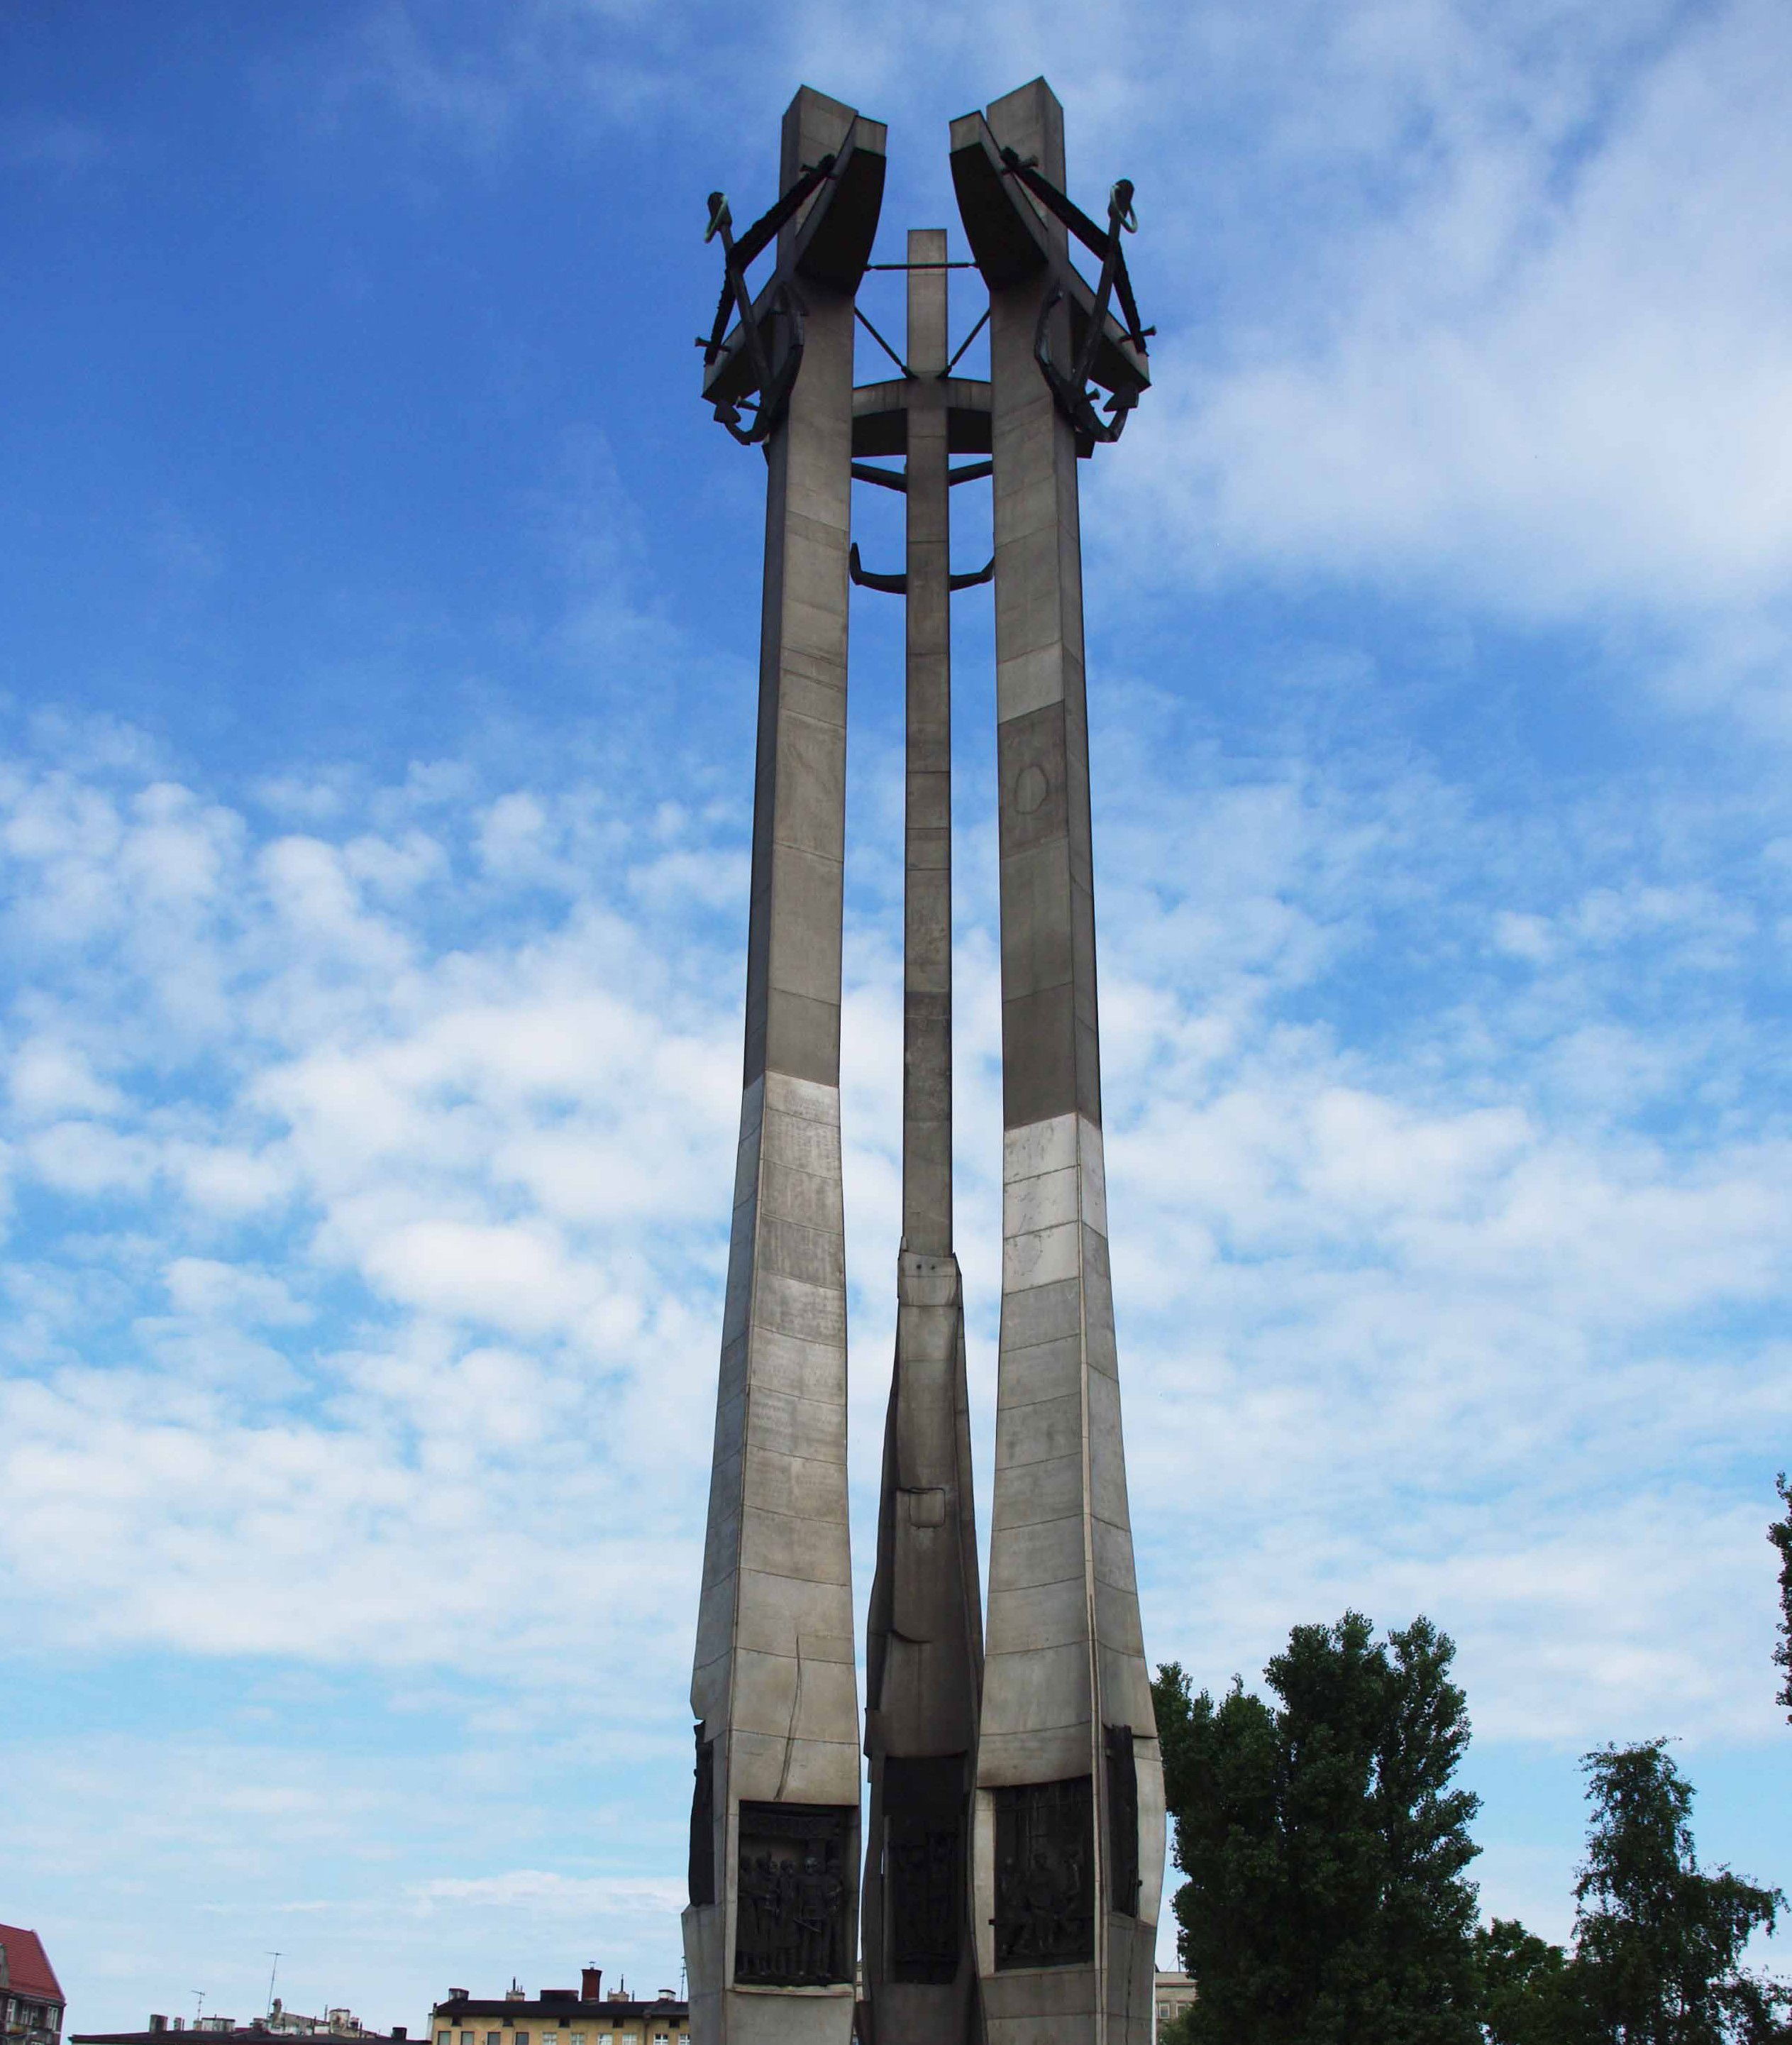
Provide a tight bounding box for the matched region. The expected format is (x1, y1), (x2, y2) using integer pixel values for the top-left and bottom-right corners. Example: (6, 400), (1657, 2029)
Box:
(1004, 1111), (1079, 1180)
(757, 1159), (844, 1233)
(753, 1269), (847, 1347)
(994, 1391), (1083, 1471)
(999, 841), (1075, 996)
(765, 1068), (841, 1127)
(1090, 1513), (1141, 1594)
(987, 1575), (1093, 1653)
(979, 1638), (1093, 1735)
(1092, 1576), (1144, 1657)
(757, 1214), (846, 1289)
(1096, 1646), (1157, 1736)
(773, 1731), (863, 1806)
(730, 1646), (801, 1736)
(987, 1513), (1085, 1591)
(995, 1333), (1083, 1410)
(766, 848), (845, 1003)
(1003, 1160), (1080, 1235)
(746, 1387), (846, 1463)
(740, 1450), (850, 1531)
(990, 1448), (1083, 1528)
(1002, 1217), (1083, 1293)
(735, 1567), (854, 1660)
(995, 644), (1070, 721)
(759, 1104), (841, 1179)
(763, 988), (840, 1088)
(1075, 1117), (1108, 1233)
(980, 1970), (1097, 2019)
(998, 702), (1071, 854)
(1002, 983), (1078, 1128)
(745, 1327), (846, 1405)
(773, 710), (848, 859)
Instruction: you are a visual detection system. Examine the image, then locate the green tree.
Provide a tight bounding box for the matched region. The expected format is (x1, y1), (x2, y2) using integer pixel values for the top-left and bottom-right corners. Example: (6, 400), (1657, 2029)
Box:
(1471, 1917), (1580, 2045)
(1154, 1611), (1483, 2045)
(1569, 1740), (1789, 2044)
(1772, 1475), (1792, 1726)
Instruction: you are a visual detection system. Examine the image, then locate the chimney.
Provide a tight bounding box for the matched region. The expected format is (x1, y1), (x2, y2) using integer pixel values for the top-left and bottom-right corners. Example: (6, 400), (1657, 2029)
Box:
(393, 2029), (408, 2037)
(151, 2020), (168, 2034)
(579, 1974), (600, 2005)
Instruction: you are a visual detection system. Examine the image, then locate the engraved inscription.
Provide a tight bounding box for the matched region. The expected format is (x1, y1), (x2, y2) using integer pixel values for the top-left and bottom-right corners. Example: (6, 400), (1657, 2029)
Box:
(734, 1802), (854, 1986)
(992, 1775), (1094, 1969)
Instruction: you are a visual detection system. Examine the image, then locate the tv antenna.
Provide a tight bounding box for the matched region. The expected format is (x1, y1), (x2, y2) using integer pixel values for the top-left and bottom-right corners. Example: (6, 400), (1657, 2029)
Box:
(192, 1995), (206, 2024)
(267, 1956), (282, 2017)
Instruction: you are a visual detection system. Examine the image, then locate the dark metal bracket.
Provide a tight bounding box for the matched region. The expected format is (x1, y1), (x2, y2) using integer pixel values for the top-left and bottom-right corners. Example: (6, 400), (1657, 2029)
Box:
(850, 458), (992, 494)
(849, 544), (994, 594)
(997, 151), (1152, 451)
(700, 165), (836, 446)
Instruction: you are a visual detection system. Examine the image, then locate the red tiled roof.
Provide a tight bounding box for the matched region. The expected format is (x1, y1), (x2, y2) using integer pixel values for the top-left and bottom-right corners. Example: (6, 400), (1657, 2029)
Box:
(0, 1927), (65, 2004)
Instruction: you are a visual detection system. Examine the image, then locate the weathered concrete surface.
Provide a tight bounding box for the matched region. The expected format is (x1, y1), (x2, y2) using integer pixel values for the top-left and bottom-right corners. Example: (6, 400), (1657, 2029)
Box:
(684, 86), (883, 2045)
(861, 229), (984, 2045)
(954, 77), (1165, 2045)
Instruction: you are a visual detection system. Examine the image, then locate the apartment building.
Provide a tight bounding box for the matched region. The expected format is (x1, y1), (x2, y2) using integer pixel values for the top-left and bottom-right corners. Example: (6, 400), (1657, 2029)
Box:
(427, 1971), (684, 2045)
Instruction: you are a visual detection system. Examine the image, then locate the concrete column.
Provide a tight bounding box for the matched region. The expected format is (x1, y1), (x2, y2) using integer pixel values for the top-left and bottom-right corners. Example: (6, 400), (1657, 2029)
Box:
(685, 86), (877, 2045)
(956, 78), (1166, 2045)
(900, 227), (954, 1260)
(861, 228), (984, 2045)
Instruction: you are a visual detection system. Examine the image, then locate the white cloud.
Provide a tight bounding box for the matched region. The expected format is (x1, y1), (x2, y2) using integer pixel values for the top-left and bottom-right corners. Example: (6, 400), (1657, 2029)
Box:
(407, 1872), (685, 1918)
(1119, 0), (1792, 623)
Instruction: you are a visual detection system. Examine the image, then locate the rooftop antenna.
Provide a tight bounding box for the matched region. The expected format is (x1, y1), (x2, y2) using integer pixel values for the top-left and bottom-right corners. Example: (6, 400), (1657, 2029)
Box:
(192, 1995), (206, 2024)
(267, 1956), (282, 2018)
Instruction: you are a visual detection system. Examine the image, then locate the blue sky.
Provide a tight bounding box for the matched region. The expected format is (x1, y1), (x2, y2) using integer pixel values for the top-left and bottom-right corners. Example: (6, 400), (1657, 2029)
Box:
(4, 0), (1791, 2029)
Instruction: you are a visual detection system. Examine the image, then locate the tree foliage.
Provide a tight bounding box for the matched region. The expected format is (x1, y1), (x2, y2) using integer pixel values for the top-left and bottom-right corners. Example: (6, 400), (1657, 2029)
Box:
(1153, 1611), (1483, 2045)
(1567, 1740), (1789, 2044)
(1772, 1474), (1792, 1726)
(1471, 1918), (1578, 2045)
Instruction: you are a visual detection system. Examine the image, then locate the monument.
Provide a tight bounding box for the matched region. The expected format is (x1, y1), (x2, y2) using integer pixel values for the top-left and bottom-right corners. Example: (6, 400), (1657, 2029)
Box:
(686, 79), (1162, 2045)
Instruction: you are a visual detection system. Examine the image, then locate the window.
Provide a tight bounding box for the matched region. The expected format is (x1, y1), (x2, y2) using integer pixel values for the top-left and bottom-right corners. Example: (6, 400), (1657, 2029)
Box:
(437, 2030), (451, 2043)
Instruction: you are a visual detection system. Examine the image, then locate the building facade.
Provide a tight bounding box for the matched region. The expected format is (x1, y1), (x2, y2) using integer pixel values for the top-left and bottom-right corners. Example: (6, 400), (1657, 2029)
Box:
(1, 1927), (65, 2045)
(1152, 1973), (1195, 2038)
(428, 1973), (685, 2045)
(73, 2019), (404, 2045)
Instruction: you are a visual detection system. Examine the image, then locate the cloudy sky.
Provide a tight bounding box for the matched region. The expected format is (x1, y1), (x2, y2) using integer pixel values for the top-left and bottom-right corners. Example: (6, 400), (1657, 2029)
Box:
(4, 0), (1791, 2028)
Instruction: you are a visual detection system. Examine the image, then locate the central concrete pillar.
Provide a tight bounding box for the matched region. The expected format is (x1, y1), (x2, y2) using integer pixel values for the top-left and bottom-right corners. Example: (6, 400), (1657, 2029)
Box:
(685, 87), (885, 2045)
(953, 77), (1166, 2045)
(861, 228), (984, 2045)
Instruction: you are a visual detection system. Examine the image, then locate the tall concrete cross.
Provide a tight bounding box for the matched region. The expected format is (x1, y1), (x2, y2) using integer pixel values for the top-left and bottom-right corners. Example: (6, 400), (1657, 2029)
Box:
(684, 86), (886, 2045)
(856, 229), (988, 2045)
(689, 77), (1161, 2045)
(951, 79), (1163, 2045)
